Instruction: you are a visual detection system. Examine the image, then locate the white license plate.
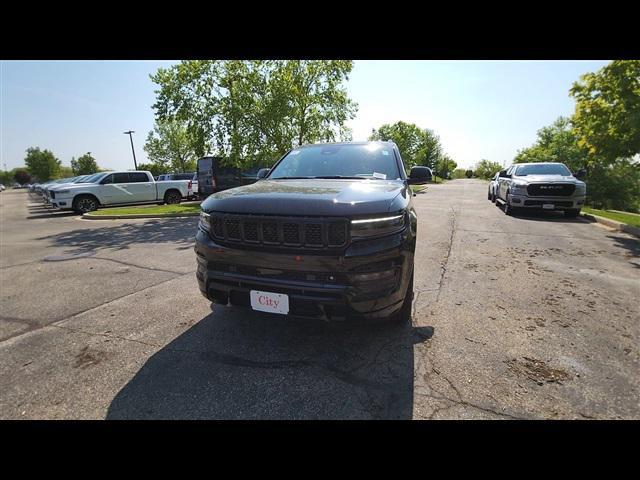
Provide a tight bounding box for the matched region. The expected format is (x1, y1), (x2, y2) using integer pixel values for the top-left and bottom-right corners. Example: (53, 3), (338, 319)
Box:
(250, 290), (289, 315)
(542, 204), (555, 210)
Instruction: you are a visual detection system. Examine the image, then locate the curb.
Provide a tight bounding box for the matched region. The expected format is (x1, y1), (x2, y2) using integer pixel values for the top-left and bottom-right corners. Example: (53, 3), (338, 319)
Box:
(581, 212), (640, 238)
(82, 212), (199, 220)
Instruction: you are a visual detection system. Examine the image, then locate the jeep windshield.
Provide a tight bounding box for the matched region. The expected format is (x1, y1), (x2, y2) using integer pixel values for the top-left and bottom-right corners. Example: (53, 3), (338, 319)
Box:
(515, 164), (572, 176)
(269, 143), (402, 180)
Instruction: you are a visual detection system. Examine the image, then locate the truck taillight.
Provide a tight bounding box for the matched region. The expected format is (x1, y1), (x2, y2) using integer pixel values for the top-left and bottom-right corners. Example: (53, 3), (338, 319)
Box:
(188, 180), (192, 189)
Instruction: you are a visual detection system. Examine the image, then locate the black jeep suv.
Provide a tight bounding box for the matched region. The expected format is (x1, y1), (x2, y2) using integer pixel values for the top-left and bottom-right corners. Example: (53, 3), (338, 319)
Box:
(194, 141), (429, 323)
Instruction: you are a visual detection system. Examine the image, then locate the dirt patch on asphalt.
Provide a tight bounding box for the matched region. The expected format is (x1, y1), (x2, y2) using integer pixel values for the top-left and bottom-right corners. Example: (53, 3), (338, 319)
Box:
(73, 346), (112, 370)
(505, 357), (572, 386)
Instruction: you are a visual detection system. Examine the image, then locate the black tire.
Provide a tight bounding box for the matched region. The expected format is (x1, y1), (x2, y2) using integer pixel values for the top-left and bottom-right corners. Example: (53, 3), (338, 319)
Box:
(391, 272), (414, 325)
(488, 189), (492, 200)
(564, 209), (580, 218)
(164, 190), (182, 205)
(504, 193), (517, 216)
(73, 195), (99, 213)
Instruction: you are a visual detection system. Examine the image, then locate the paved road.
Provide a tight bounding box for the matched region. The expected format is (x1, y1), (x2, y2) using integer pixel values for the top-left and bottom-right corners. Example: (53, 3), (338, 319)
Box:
(0, 183), (638, 419)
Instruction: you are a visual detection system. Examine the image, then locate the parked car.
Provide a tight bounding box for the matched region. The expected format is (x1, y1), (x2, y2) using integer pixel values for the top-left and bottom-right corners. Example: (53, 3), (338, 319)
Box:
(0, 184), (5, 192)
(195, 141), (430, 324)
(43, 176), (94, 204)
(496, 162), (586, 216)
(487, 171), (500, 202)
(49, 170), (190, 213)
(197, 157), (264, 198)
(157, 172), (198, 199)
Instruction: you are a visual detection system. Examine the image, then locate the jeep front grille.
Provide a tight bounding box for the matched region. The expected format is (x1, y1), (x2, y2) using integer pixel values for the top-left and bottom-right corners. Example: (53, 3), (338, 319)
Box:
(208, 213), (349, 249)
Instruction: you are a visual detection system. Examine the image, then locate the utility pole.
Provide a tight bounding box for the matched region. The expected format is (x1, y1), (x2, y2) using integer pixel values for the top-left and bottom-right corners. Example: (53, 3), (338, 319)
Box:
(123, 131), (138, 170)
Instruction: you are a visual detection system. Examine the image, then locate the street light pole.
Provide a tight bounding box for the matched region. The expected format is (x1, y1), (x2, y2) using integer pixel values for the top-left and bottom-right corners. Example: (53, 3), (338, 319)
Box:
(123, 131), (138, 170)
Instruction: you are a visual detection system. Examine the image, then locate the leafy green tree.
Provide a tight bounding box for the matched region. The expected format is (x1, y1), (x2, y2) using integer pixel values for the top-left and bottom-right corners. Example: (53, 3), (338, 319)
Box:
(151, 60), (357, 169)
(369, 122), (444, 173)
(473, 159), (503, 179)
(452, 168), (467, 179)
(58, 166), (75, 178)
(584, 159), (640, 211)
(0, 170), (11, 185)
(13, 169), (31, 184)
(369, 122), (426, 166)
(144, 119), (199, 173)
(136, 162), (165, 178)
(514, 117), (588, 172)
(24, 147), (60, 181)
(71, 153), (99, 175)
(435, 154), (457, 179)
(570, 60), (640, 162)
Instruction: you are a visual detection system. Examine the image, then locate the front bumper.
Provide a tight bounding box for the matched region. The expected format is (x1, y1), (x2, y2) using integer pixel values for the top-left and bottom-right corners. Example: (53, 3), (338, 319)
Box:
(509, 194), (585, 210)
(194, 228), (415, 321)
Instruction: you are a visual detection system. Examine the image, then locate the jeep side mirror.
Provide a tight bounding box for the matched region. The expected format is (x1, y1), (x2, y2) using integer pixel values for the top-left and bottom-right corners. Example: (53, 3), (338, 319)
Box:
(257, 168), (270, 180)
(498, 170), (509, 178)
(574, 168), (587, 180)
(407, 166), (431, 185)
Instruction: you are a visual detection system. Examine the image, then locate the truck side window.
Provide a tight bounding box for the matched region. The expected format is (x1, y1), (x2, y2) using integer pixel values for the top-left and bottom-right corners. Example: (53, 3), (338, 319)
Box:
(129, 173), (150, 183)
(101, 174), (114, 184)
(113, 173), (130, 184)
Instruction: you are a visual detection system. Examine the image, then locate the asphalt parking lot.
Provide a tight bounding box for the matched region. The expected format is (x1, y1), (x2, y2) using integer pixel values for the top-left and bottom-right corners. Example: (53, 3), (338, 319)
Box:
(1, 182), (638, 419)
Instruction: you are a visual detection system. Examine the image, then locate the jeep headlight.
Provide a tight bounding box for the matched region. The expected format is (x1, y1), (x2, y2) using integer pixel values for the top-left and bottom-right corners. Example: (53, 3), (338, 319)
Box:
(575, 184), (586, 195)
(199, 211), (210, 233)
(56, 190), (70, 194)
(351, 211), (407, 238)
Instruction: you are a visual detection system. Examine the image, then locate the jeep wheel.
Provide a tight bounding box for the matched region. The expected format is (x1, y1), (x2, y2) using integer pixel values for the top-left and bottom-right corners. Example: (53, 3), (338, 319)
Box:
(564, 209), (580, 218)
(74, 195), (98, 214)
(391, 272), (414, 325)
(164, 190), (182, 205)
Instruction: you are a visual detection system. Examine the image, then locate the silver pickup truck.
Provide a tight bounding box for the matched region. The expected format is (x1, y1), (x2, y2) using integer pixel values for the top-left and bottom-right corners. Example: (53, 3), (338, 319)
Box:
(48, 171), (190, 213)
(496, 162), (587, 217)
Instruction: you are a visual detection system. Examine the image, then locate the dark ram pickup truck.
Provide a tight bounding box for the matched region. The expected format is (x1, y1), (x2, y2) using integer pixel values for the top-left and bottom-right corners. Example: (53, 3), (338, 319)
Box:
(194, 141), (430, 324)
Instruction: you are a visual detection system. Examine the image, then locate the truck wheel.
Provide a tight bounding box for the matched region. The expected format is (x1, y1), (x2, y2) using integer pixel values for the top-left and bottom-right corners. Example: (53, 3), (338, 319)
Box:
(504, 193), (517, 216)
(73, 195), (98, 213)
(488, 189), (492, 200)
(564, 209), (580, 218)
(164, 190), (182, 205)
(391, 272), (414, 325)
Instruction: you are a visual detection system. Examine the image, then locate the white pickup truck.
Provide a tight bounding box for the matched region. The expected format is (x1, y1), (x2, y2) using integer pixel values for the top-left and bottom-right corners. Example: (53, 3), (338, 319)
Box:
(49, 171), (190, 213)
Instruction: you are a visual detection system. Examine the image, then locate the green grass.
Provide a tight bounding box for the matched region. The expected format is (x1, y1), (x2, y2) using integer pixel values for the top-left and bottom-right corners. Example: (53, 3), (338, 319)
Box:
(582, 207), (640, 228)
(89, 204), (201, 216)
(411, 185), (427, 194)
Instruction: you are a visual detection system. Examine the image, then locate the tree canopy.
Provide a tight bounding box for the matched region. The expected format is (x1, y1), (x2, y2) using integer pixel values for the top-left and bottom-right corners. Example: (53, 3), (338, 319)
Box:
(71, 152), (99, 175)
(473, 159), (503, 179)
(144, 119), (200, 173)
(570, 60), (640, 163)
(368, 121), (453, 177)
(24, 147), (61, 181)
(150, 60), (357, 168)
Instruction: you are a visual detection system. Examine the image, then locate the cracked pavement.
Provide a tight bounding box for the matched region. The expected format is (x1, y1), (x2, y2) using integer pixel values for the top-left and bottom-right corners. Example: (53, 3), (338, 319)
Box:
(0, 183), (638, 419)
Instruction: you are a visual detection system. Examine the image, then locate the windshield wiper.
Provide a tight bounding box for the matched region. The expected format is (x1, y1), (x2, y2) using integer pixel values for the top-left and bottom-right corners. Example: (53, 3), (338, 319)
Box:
(312, 176), (367, 180)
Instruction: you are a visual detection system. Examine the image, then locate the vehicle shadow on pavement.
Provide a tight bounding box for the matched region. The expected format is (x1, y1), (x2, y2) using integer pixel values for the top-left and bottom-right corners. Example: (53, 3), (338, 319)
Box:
(38, 218), (198, 253)
(106, 307), (434, 419)
(499, 207), (594, 224)
(607, 234), (640, 265)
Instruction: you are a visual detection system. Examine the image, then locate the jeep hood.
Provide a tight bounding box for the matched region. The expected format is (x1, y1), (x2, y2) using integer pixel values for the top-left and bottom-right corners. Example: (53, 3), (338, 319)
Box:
(201, 179), (408, 216)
